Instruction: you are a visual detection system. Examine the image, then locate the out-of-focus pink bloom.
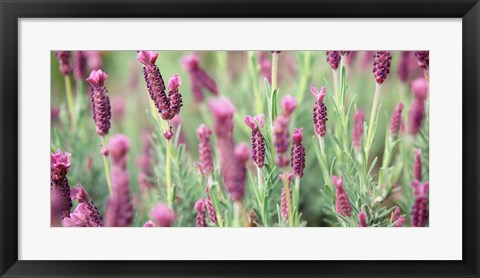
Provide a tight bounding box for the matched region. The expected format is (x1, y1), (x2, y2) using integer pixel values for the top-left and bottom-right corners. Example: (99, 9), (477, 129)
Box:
(105, 135), (133, 227)
(105, 169), (134, 227)
(326, 51), (341, 70)
(86, 155), (93, 173)
(389, 103), (404, 137)
(413, 149), (422, 181)
(411, 78), (429, 100)
(291, 128), (305, 177)
(411, 180), (429, 227)
(346, 51), (357, 66)
(55, 51), (72, 75)
(397, 51), (412, 82)
(282, 95), (297, 117)
(408, 99), (426, 135)
(209, 97), (235, 139)
(108, 135), (130, 170)
(194, 198), (207, 227)
(332, 176), (352, 217)
(151, 203), (176, 227)
(51, 149), (72, 219)
(244, 114), (266, 168)
(196, 124), (214, 175)
(182, 53), (218, 102)
(352, 110), (364, 149)
(85, 51), (102, 71)
(86, 69), (111, 136)
(358, 211), (368, 227)
(311, 86), (328, 137)
(112, 96), (126, 122)
(143, 220), (155, 227)
(73, 51), (86, 80)
(137, 132), (155, 192)
(258, 51), (272, 84)
(361, 51), (374, 70)
(51, 106), (60, 122)
(273, 116), (290, 168)
(395, 216), (405, 227)
(372, 51), (392, 84)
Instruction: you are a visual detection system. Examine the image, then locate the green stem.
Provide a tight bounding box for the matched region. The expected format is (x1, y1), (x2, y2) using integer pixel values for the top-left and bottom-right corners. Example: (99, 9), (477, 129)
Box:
(166, 131), (173, 208)
(271, 52), (279, 92)
(365, 83), (382, 163)
(64, 75), (76, 132)
(101, 136), (112, 195)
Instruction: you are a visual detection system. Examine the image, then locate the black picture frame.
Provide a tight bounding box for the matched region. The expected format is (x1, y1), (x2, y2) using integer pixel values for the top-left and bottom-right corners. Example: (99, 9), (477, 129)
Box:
(1, 0), (479, 277)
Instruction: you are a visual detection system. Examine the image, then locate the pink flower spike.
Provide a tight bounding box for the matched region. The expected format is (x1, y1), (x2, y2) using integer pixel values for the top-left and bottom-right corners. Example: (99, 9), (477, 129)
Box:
(310, 86), (326, 103)
(292, 128), (303, 144)
(108, 135), (130, 169)
(244, 115), (256, 130)
(143, 220), (155, 227)
(86, 69), (108, 88)
(234, 143), (250, 163)
(254, 114), (265, 128)
(137, 51), (159, 68)
(332, 175), (352, 217)
(389, 103), (404, 137)
(282, 95), (297, 117)
(168, 74), (182, 91)
(411, 78), (429, 100)
(181, 54), (200, 71)
(358, 211), (368, 227)
(70, 184), (90, 203)
(151, 203), (176, 227)
(413, 149), (422, 181)
(352, 110), (364, 149)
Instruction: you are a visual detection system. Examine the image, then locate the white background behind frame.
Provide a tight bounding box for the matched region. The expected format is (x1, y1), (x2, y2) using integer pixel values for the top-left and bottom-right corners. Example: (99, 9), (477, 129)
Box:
(18, 18), (462, 260)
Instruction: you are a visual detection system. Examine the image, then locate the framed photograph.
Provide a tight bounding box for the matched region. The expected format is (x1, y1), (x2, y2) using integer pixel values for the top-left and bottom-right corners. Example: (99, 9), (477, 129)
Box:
(1, 0), (479, 277)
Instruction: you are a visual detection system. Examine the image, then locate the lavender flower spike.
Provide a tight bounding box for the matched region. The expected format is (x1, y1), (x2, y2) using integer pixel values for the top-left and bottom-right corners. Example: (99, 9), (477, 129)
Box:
(143, 220), (155, 227)
(413, 149), (422, 181)
(352, 110), (364, 150)
(414, 51), (429, 70)
(138, 51), (171, 120)
(389, 103), (404, 137)
(412, 78), (429, 100)
(194, 198), (207, 227)
(326, 51), (341, 70)
(51, 149), (72, 219)
(273, 116), (290, 168)
(196, 124), (214, 176)
(358, 211), (368, 227)
(244, 114), (266, 168)
(73, 51), (86, 80)
(167, 74), (183, 119)
(182, 54), (218, 101)
(227, 143), (250, 201)
(55, 51), (73, 75)
(282, 95), (297, 117)
(86, 69), (111, 136)
(209, 97), (236, 139)
(412, 180), (429, 227)
(372, 51), (392, 84)
(280, 173), (293, 221)
(62, 203), (101, 227)
(105, 135), (134, 227)
(205, 193), (218, 225)
(151, 203), (176, 227)
(332, 176), (352, 217)
(408, 99), (426, 135)
(70, 184), (103, 227)
(291, 128), (306, 177)
(311, 86), (328, 137)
